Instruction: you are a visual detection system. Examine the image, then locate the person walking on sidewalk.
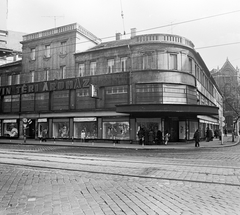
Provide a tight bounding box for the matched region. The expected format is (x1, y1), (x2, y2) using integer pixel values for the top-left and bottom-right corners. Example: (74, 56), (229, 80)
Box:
(194, 129), (200, 147)
(164, 131), (170, 145)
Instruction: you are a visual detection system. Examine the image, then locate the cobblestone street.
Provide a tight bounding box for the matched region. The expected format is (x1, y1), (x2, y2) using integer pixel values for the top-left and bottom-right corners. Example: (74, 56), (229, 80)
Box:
(0, 140), (240, 215)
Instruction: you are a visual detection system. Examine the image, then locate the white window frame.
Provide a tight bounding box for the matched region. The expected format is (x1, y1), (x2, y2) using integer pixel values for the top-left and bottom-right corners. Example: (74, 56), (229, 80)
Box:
(46, 69), (50, 81)
(120, 57), (127, 72)
(90, 62), (96, 75)
(61, 65), (66, 79)
(8, 75), (12, 85)
(60, 41), (67, 54)
(170, 54), (177, 70)
(30, 70), (35, 83)
(108, 59), (114, 73)
(45, 45), (51, 58)
(14, 74), (20, 85)
(31, 48), (36, 60)
(78, 63), (85, 77)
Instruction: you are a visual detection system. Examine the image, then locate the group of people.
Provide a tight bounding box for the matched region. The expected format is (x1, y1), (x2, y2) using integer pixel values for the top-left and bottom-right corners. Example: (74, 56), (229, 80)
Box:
(194, 127), (222, 147)
(137, 127), (170, 145)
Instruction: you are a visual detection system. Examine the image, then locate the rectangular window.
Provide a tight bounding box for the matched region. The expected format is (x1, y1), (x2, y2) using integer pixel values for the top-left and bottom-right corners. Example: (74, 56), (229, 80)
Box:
(60, 41), (67, 54)
(78, 63), (85, 77)
(120, 57), (127, 72)
(31, 48), (36, 60)
(51, 90), (69, 110)
(30, 70), (35, 82)
(188, 58), (192, 73)
(13, 74), (20, 85)
(35, 93), (49, 111)
(7, 75), (12, 85)
(60, 66), (66, 79)
(45, 45), (50, 58)
(90, 62), (96, 75)
(46, 69), (50, 81)
(170, 54), (177, 70)
(108, 59), (114, 73)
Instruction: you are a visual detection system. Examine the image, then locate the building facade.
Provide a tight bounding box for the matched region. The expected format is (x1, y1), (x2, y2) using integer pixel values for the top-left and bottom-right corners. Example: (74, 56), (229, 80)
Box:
(211, 59), (240, 133)
(0, 24), (223, 143)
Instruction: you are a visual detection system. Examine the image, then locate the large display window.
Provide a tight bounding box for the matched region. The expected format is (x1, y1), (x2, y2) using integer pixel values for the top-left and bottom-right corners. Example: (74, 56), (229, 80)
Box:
(52, 119), (69, 138)
(38, 119), (48, 138)
(3, 119), (18, 137)
(103, 120), (129, 140)
(74, 117), (97, 139)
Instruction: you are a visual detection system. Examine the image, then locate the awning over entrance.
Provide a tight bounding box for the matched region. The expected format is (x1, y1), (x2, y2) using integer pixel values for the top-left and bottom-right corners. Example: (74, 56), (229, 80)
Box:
(116, 104), (219, 117)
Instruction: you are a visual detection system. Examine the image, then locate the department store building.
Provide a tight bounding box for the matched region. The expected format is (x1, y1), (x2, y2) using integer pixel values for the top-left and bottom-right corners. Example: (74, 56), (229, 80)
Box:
(0, 23), (223, 143)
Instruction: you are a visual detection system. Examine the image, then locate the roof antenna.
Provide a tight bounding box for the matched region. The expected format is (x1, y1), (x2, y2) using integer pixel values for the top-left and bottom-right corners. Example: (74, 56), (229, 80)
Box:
(120, 0), (126, 36)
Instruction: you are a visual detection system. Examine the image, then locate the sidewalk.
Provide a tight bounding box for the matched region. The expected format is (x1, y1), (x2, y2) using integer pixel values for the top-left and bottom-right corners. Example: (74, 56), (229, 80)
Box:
(0, 134), (239, 150)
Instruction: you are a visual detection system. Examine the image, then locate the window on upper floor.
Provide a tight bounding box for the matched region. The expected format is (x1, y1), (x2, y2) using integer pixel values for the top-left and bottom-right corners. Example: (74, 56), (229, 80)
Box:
(7, 75), (12, 85)
(30, 70), (35, 83)
(108, 59), (114, 73)
(13, 74), (20, 85)
(170, 54), (177, 70)
(60, 41), (67, 54)
(45, 45), (51, 58)
(120, 57), (127, 72)
(90, 62), (96, 75)
(78, 63), (85, 77)
(61, 65), (66, 79)
(31, 48), (36, 60)
(0, 76), (1, 86)
(188, 58), (193, 74)
(46, 68), (50, 81)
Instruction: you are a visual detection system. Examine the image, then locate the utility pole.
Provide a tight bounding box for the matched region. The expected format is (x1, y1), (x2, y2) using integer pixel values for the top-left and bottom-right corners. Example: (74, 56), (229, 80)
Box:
(42, 15), (64, 28)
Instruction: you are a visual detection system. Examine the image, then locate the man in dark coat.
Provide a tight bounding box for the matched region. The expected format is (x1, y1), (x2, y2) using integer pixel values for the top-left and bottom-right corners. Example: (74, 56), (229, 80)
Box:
(194, 129), (200, 147)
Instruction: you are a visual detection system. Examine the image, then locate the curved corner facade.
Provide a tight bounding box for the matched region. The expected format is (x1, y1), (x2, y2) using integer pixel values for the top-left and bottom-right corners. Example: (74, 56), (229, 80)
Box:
(0, 24), (223, 143)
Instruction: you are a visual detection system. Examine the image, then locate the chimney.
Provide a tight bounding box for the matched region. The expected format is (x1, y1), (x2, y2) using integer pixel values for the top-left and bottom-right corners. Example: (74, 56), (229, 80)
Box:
(116, 33), (122, 40)
(131, 28), (136, 38)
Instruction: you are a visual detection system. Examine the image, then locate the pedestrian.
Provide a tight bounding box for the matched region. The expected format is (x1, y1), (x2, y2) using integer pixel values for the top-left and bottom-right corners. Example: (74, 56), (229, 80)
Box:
(194, 129), (200, 147)
(164, 131), (170, 145)
(42, 128), (47, 142)
(157, 130), (162, 145)
(148, 129), (154, 145)
(137, 127), (145, 145)
(224, 128), (227, 137)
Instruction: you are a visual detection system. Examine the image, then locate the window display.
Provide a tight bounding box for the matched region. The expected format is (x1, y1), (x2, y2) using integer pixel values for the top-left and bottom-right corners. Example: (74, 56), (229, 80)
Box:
(74, 121), (97, 139)
(103, 121), (129, 139)
(3, 121), (18, 137)
(53, 120), (69, 138)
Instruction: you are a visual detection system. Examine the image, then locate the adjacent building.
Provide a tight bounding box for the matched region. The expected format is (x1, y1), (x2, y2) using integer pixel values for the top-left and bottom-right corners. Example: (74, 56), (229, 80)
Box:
(0, 23), (223, 143)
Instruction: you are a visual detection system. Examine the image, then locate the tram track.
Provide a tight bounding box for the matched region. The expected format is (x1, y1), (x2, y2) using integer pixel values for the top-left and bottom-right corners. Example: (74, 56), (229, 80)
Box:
(0, 150), (239, 187)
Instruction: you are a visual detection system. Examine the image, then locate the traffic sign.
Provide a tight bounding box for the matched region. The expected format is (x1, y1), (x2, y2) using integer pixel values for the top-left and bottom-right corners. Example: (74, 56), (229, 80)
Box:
(23, 118), (28, 124)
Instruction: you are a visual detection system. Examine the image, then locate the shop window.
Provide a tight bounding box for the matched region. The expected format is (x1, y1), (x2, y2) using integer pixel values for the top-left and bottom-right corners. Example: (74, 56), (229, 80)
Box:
(52, 119), (69, 138)
(3, 120), (18, 137)
(103, 121), (129, 140)
(74, 119), (97, 139)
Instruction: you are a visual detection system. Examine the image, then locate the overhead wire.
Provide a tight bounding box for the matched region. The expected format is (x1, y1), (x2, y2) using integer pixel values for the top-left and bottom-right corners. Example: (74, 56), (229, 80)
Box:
(16, 9), (240, 56)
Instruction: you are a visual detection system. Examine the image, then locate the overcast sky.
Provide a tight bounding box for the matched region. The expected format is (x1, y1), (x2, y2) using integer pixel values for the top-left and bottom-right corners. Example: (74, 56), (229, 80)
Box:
(2, 0), (240, 70)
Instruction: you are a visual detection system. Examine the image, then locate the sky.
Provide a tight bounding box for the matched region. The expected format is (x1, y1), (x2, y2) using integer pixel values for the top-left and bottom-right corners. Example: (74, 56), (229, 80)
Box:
(2, 0), (240, 70)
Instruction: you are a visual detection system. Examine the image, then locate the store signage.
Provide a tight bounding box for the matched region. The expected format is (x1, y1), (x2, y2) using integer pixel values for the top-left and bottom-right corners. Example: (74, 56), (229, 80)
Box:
(3, 119), (17, 123)
(38, 118), (47, 122)
(74, 117), (96, 122)
(0, 77), (91, 96)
